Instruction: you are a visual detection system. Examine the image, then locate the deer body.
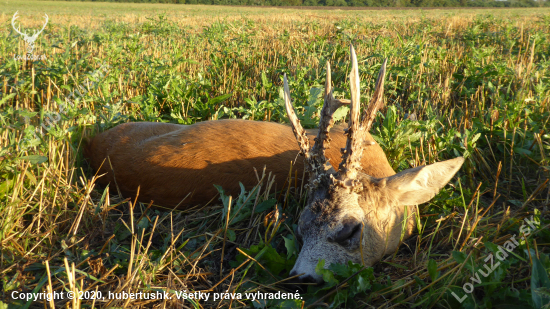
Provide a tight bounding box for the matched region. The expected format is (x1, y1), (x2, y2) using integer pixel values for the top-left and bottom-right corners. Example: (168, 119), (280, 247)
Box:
(86, 119), (395, 208)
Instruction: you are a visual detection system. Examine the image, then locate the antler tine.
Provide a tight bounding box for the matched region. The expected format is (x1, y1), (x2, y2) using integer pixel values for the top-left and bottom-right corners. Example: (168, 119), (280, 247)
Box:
(283, 74), (310, 158)
(361, 58), (387, 133)
(338, 44), (363, 182)
(338, 47), (388, 187)
(324, 61), (332, 100)
(11, 11), (26, 36)
(310, 61), (344, 171)
(36, 14), (49, 35)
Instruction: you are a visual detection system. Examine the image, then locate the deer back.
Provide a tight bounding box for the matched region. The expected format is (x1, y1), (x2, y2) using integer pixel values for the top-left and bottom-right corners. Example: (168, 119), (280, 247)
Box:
(85, 119), (394, 208)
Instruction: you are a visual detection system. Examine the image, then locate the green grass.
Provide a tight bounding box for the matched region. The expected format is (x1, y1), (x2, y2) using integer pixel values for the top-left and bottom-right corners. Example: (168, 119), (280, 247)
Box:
(1, 1), (550, 308)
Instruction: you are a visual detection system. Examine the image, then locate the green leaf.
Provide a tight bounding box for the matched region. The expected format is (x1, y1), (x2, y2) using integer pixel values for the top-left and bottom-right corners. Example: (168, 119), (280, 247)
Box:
(540, 253), (550, 271)
(514, 147), (532, 155)
(413, 275), (426, 287)
(332, 106), (350, 123)
(95, 185), (109, 215)
(353, 273), (371, 293)
(381, 261), (408, 270)
(0, 178), (14, 197)
(256, 245), (290, 276)
(283, 235), (298, 259)
(261, 71), (270, 89)
(452, 251), (467, 264)
(252, 299), (267, 308)
(428, 259), (438, 281)
(485, 241), (500, 253)
(19, 155), (48, 165)
(315, 260), (338, 286)
(531, 255), (550, 308)
(535, 288), (550, 309)
(470, 132), (481, 144)
(278, 300), (302, 309)
(18, 109), (38, 119)
(0, 93), (16, 106)
(227, 229), (236, 242)
(307, 87), (322, 107)
(206, 93), (232, 106)
(349, 265), (373, 295)
(137, 217), (149, 230)
(329, 289), (349, 308)
(328, 263), (352, 277)
(3, 272), (20, 292)
(255, 199), (276, 213)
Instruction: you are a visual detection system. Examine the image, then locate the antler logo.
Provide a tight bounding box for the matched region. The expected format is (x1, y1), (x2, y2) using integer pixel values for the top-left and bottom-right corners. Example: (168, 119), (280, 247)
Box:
(12, 11), (48, 59)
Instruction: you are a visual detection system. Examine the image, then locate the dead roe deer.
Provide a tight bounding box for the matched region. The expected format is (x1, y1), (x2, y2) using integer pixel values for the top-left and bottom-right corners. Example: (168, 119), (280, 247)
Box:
(86, 45), (463, 284)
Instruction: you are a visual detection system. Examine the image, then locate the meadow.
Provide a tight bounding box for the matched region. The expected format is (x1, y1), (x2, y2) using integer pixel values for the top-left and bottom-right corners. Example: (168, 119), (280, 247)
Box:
(1, 1), (550, 308)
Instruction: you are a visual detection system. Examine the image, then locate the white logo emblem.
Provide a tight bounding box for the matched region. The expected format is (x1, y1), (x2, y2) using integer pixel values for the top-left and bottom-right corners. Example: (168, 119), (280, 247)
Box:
(11, 11), (49, 60)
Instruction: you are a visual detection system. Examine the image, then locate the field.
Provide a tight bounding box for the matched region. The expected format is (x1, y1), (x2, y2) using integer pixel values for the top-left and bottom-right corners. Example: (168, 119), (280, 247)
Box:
(1, 1), (550, 308)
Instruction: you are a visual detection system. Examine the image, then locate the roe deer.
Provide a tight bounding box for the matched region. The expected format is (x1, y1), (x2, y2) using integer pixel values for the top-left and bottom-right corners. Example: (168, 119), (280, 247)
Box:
(285, 45), (464, 284)
(85, 112), (393, 208)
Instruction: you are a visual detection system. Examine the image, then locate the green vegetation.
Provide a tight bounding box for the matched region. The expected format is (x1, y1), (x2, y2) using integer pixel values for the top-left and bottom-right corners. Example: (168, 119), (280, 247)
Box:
(1, 2), (550, 308)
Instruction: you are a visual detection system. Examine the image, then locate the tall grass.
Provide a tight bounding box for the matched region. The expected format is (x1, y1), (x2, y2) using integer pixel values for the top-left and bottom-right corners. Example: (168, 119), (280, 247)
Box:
(1, 2), (550, 308)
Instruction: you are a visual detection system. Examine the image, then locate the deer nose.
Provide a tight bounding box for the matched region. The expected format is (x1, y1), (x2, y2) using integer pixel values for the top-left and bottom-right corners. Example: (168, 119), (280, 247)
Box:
(289, 270), (323, 287)
(297, 275), (319, 284)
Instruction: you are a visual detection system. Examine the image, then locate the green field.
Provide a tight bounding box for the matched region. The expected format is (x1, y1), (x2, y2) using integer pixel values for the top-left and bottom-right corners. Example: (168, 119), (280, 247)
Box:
(1, 1), (550, 308)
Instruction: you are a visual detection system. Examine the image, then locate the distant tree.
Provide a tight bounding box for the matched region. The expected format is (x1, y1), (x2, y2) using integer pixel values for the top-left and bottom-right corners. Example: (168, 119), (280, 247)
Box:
(367, 0), (392, 6)
(348, 0), (368, 5)
(515, 0), (538, 6)
(285, 0), (303, 5)
(304, 0), (319, 5)
(394, 0), (413, 6)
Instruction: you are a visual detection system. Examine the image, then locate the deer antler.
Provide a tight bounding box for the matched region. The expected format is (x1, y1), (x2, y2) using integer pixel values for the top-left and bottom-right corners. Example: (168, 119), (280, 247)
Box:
(361, 58), (387, 133)
(283, 74), (311, 159)
(310, 62), (344, 167)
(339, 45), (363, 182)
(11, 11), (27, 37)
(284, 62), (347, 187)
(338, 45), (387, 188)
(285, 45), (387, 190)
(32, 13), (49, 38)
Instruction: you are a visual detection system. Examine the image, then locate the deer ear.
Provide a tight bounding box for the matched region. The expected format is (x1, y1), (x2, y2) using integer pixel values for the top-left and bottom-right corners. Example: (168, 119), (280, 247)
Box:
(381, 157), (465, 206)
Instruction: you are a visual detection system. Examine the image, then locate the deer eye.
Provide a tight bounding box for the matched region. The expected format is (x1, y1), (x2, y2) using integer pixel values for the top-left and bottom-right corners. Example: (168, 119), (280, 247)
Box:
(329, 217), (362, 249)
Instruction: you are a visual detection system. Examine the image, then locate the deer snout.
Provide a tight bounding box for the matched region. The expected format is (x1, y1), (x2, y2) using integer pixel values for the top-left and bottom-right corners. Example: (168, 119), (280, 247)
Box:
(289, 243), (325, 286)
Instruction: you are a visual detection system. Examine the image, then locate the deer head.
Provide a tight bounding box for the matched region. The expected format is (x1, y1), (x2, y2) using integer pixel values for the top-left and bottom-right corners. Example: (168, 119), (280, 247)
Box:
(11, 11), (49, 46)
(285, 45), (464, 284)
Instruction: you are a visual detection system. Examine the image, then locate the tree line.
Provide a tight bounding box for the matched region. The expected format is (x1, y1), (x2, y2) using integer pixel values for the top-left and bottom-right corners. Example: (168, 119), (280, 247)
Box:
(50, 0), (548, 7)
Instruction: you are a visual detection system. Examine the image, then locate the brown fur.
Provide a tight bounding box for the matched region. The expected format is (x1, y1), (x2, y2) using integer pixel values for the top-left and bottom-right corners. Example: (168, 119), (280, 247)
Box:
(85, 119), (395, 208)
